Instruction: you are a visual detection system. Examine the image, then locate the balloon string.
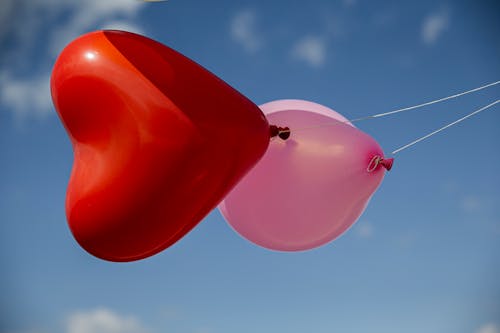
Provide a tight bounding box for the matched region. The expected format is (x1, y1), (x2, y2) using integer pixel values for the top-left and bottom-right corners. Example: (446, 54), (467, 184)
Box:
(349, 80), (500, 122)
(292, 80), (499, 131)
(390, 99), (499, 155)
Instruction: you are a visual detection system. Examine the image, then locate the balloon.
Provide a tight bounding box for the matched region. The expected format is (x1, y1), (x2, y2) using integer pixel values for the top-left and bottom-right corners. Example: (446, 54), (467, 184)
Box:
(219, 100), (393, 251)
(51, 30), (270, 261)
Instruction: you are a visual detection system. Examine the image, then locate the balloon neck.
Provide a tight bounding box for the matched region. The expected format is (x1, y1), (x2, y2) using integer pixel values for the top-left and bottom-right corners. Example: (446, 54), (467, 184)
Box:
(380, 158), (394, 171)
(270, 125), (291, 140)
(367, 156), (394, 172)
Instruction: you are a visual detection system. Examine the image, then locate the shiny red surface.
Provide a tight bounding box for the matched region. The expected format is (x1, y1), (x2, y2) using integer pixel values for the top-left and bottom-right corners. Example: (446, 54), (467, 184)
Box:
(51, 30), (270, 262)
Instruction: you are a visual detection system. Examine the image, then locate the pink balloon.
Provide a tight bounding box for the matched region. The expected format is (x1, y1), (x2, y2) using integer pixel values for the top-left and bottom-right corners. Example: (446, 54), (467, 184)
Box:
(219, 99), (392, 251)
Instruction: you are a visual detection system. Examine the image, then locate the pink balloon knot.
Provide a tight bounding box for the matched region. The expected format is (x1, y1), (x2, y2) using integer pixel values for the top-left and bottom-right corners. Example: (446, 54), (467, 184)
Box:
(367, 156), (394, 172)
(380, 158), (394, 171)
(269, 125), (291, 140)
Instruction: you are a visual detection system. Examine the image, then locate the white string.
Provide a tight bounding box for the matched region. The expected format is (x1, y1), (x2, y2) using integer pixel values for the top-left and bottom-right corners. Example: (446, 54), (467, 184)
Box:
(293, 80), (500, 131)
(277, 81), (499, 156)
(350, 80), (500, 122)
(391, 100), (500, 155)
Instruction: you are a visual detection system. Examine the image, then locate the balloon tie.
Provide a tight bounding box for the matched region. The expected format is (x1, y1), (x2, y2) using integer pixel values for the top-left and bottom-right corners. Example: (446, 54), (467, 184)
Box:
(269, 125), (291, 140)
(367, 156), (394, 172)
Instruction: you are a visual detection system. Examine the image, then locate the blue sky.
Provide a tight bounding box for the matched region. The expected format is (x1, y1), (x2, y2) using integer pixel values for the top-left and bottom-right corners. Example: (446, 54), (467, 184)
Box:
(0, 1), (499, 333)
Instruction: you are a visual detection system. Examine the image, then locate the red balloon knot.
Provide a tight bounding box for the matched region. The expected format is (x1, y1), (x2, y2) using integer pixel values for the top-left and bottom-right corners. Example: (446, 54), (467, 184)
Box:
(269, 125), (291, 140)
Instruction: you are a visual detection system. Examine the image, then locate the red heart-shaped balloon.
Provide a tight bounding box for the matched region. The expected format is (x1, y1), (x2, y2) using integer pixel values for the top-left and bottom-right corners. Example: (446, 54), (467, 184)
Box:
(51, 30), (270, 262)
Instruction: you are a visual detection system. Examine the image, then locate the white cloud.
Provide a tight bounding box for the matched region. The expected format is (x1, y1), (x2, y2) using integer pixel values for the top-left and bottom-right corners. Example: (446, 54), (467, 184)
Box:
(66, 308), (150, 333)
(356, 222), (374, 238)
(421, 9), (450, 45)
(461, 195), (483, 213)
(475, 323), (500, 333)
(0, 73), (52, 120)
(49, 0), (143, 56)
(394, 230), (418, 248)
(101, 21), (145, 35)
(230, 9), (262, 53)
(291, 36), (327, 68)
(342, 0), (357, 7)
(0, 0), (145, 118)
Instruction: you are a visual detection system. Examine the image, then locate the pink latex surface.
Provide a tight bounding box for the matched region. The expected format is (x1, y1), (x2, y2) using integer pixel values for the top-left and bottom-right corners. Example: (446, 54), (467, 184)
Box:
(219, 100), (388, 251)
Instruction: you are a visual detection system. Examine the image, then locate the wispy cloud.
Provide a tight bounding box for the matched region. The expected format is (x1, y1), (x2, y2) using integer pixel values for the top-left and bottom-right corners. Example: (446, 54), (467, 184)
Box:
(0, 0), (144, 119)
(100, 21), (144, 35)
(291, 36), (327, 68)
(66, 308), (150, 333)
(230, 9), (262, 53)
(355, 222), (374, 239)
(48, 0), (143, 56)
(421, 8), (450, 45)
(342, 0), (357, 8)
(0, 73), (52, 119)
(394, 230), (419, 249)
(461, 195), (483, 213)
(475, 323), (500, 333)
